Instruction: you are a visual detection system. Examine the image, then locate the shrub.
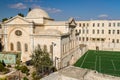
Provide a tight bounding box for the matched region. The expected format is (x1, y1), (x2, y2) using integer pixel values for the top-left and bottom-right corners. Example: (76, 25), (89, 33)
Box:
(0, 77), (7, 80)
(15, 65), (30, 75)
(20, 65), (29, 74)
(7, 64), (11, 68)
(16, 59), (21, 65)
(31, 71), (38, 80)
(0, 63), (5, 72)
(1, 60), (6, 67)
(26, 72), (30, 76)
(3, 68), (9, 74)
(23, 77), (29, 80)
(15, 65), (21, 70)
(31, 71), (41, 80)
(0, 62), (9, 74)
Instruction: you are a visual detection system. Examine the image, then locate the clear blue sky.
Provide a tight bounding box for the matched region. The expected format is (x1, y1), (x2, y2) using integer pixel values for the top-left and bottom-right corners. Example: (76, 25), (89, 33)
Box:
(0, 0), (120, 21)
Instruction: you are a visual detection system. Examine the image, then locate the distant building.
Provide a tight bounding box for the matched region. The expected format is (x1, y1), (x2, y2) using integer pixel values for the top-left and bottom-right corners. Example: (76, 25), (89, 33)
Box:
(0, 8), (80, 69)
(76, 20), (120, 51)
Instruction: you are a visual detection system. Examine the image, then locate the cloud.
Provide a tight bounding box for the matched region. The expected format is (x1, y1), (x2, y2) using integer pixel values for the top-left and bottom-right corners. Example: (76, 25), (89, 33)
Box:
(24, 0), (41, 2)
(45, 8), (62, 13)
(9, 3), (27, 9)
(31, 4), (41, 9)
(30, 4), (62, 14)
(98, 14), (108, 18)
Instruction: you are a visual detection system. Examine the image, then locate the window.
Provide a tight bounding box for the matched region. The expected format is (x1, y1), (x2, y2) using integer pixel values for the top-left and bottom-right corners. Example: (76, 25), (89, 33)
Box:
(97, 38), (100, 41)
(117, 23), (120, 26)
(113, 23), (115, 27)
(83, 29), (85, 34)
(86, 29), (89, 34)
(86, 37), (88, 41)
(82, 37), (84, 41)
(25, 43), (28, 52)
(17, 42), (21, 51)
(101, 39), (104, 42)
(76, 30), (78, 33)
(97, 23), (100, 27)
(87, 23), (89, 27)
(102, 30), (104, 34)
(117, 30), (119, 34)
(0, 25), (2, 29)
(97, 30), (99, 34)
(79, 23), (81, 27)
(79, 29), (81, 34)
(10, 43), (14, 51)
(63, 44), (65, 53)
(93, 30), (95, 34)
(109, 23), (111, 27)
(33, 27), (35, 33)
(92, 38), (95, 41)
(117, 39), (119, 43)
(79, 37), (81, 41)
(15, 30), (22, 36)
(113, 30), (115, 34)
(93, 23), (95, 27)
(83, 23), (85, 27)
(102, 23), (104, 27)
(108, 30), (111, 34)
(112, 39), (115, 43)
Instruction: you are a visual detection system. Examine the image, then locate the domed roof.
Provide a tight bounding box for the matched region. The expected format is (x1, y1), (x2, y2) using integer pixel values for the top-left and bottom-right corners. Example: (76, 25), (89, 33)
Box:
(26, 8), (50, 18)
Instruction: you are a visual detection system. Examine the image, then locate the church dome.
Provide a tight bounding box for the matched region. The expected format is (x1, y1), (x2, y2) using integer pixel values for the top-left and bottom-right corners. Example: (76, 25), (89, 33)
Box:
(26, 8), (50, 18)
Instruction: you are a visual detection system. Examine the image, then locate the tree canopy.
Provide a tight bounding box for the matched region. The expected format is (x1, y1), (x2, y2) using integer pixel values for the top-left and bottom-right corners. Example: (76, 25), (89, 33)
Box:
(28, 8), (32, 12)
(31, 45), (53, 75)
(2, 18), (8, 22)
(18, 13), (24, 17)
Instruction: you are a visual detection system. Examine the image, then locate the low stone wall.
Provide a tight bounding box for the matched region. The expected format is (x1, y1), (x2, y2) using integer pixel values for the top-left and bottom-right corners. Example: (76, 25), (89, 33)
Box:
(84, 71), (120, 80)
(41, 66), (120, 80)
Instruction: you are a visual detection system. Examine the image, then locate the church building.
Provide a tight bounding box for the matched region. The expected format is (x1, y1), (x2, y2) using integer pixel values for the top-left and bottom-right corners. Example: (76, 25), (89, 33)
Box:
(0, 8), (80, 69)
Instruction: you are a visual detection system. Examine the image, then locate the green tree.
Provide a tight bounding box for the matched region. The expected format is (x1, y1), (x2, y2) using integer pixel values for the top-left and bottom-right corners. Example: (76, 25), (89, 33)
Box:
(31, 45), (53, 77)
(28, 8), (31, 12)
(2, 18), (8, 22)
(18, 13), (24, 17)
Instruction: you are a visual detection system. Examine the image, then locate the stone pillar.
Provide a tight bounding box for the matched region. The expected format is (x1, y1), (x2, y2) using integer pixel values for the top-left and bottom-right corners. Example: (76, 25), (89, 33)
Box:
(30, 24), (34, 53)
(4, 25), (8, 51)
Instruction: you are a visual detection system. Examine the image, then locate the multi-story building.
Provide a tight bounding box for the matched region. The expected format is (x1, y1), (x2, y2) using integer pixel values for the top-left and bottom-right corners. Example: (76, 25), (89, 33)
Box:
(76, 20), (120, 51)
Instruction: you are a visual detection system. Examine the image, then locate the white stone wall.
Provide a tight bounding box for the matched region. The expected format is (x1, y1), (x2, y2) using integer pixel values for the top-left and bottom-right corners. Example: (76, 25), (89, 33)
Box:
(45, 25), (69, 34)
(33, 35), (61, 68)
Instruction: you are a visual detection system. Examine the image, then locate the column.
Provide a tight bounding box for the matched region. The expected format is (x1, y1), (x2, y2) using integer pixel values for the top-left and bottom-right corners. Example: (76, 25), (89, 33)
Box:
(30, 25), (34, 52)
(4, 25), (8, 51)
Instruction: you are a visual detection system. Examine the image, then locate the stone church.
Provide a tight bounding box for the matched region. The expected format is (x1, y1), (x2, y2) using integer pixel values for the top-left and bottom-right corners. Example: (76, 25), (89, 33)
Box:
(0, 8), (81, 69)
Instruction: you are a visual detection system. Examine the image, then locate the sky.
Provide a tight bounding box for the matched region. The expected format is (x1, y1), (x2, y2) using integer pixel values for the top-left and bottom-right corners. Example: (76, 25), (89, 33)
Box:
(0, 0), (120, 21)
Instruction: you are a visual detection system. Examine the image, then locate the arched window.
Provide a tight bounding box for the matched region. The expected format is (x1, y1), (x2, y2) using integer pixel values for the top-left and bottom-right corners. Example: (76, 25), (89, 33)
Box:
(25, 43), (28, 52)
(17, 42), (21, 51)
(10, 43), (14, 51)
